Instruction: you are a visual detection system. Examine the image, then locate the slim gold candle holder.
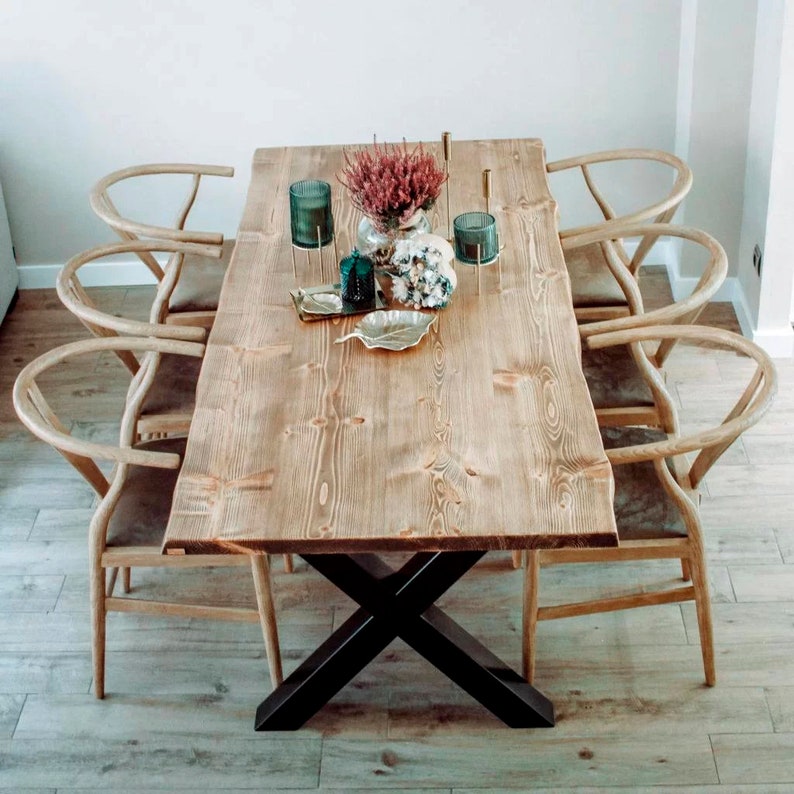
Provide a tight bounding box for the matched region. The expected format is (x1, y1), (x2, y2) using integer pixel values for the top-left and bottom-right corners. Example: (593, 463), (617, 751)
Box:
(482, 169), (492, 216)
(482, 168), (503, 291)
(442, 131), (452, 241)
(290, 228), (339, 284)
(497, 235), (502, 290)
(317, 226), (325, 283)
(476, 243), (482, 295)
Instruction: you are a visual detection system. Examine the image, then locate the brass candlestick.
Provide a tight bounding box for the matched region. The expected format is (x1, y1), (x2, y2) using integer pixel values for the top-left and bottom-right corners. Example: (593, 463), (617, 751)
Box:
(476, 243), (482, 295)
(317, 226), (324, 283)
(443, 131), (452, 241)
(482, 169), (503, 291)
(290, 225), (339, 284)
(482, 168), (492, 216)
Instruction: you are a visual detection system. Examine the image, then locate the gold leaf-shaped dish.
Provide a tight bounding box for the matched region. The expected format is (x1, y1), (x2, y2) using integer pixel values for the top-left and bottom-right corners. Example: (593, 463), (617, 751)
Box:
(334, 310), (437, 351)
(301, 292), (343, 315)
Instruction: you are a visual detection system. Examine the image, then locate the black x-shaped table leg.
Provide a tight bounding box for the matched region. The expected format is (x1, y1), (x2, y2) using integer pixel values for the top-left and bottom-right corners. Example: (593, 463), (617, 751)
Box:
(255, 550), (554, 730)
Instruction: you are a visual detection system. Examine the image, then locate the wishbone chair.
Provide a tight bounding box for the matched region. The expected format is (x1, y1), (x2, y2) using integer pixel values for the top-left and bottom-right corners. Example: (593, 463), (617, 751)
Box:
(13, 335), (284, 698)
(90, 163), (235, 328)
(567, 222), (728, 432)
(57, 240), (215, 438)
(547, 149), (693, 322)
(520, 324), (776, 687)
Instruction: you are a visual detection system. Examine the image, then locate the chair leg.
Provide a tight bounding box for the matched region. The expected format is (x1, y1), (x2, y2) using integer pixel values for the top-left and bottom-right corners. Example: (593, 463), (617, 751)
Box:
(282, 554), (294, 574)
(511, 550), (523, 569)
(250, 554), (283, 688)
(522, 550), (541, 684)
(122, 567), (131, 593)
(680, 559), (691, 581)
(92, 564), (108, 699)
(688, 552), (716, 686)
(105, 567), (119, 597)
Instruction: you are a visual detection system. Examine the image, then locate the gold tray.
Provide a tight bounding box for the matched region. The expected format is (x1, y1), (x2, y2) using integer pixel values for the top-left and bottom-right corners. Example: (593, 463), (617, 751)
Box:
(290, 281), (388, 323)
(334, 310), (437, 351)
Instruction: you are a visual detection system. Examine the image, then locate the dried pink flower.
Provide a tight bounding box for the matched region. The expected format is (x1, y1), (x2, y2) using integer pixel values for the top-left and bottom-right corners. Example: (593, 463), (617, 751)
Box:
(338, 142), (447, 234)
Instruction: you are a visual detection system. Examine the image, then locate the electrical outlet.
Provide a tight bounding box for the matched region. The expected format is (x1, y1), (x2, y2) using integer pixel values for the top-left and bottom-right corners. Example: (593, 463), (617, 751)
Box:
(753, 244), (763, 276)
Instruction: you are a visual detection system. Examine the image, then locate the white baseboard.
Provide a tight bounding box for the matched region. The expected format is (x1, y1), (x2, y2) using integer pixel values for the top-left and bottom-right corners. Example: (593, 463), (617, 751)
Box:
(17, 259), (158, 290)
(747, 324), (794, 358)
(662, 244), (794, 358)
(667, 271), (740, 304)
(650, 238), (738, 302)
(730, 279), (794, 357)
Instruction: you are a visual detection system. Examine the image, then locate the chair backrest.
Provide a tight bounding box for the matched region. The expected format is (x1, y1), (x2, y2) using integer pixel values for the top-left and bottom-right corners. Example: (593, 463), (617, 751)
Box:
(89, 163), (234, 280)
(13, 336), (205, 497)
(57, 240), (216, 374)
(566, 222), (728, 367)
(585, 324), (776, 489)
(548, 149), (693, 275)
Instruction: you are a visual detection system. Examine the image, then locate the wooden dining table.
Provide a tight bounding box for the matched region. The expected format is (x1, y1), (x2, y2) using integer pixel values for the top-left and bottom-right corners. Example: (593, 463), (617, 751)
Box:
(163, 137), (618, 731)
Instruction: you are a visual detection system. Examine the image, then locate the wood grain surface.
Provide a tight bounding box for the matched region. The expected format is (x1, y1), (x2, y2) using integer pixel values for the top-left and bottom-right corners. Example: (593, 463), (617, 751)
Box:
(164, 139), (617, 554)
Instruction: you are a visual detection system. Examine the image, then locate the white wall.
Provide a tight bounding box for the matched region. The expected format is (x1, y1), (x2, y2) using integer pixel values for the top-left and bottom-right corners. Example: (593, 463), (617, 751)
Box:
(743, 0), (794, 354)
(676, 0), (757, 278)
(737, 0), (784, 329)
(0, 0), (682, 273)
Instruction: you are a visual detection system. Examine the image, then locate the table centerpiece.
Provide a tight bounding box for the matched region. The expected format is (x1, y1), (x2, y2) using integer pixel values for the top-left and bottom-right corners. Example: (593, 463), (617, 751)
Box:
(338, 141), (447, 269)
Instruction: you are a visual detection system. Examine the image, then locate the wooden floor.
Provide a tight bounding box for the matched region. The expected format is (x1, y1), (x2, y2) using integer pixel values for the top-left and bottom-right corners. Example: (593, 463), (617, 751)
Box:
(1, 278), (793, 792)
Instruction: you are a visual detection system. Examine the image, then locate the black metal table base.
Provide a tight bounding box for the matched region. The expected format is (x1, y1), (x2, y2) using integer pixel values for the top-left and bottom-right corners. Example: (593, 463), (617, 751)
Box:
(254, 550), (554, 730)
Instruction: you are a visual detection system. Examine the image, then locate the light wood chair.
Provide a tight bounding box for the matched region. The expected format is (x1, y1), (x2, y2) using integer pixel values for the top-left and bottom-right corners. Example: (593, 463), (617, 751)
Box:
(567, 222), (728, 431)
(547, 149), (693, 321)
(13, 335), (283, 698)
(521, 324), (777, 687)
(509, 226), (726, 571)
(89, 163), (235, 328)
(57, 240), (216, 438)
(57, 241), (295, 574)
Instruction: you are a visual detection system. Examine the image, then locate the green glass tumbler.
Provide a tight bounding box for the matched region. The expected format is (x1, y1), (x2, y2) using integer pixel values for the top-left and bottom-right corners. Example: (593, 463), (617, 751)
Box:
(289, 180), (334, 249)
(453, 212), (498, 265)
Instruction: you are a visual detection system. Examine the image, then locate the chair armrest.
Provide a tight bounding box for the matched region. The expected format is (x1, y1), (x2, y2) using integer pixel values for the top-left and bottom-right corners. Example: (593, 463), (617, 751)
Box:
(90, 163), (234, 245)
(13, 336), (206, 470)
(548, 148), (693, 239)
(569, 223), (727, 339)
(587, 325), (777, 476)
(58, 240), (220, 343)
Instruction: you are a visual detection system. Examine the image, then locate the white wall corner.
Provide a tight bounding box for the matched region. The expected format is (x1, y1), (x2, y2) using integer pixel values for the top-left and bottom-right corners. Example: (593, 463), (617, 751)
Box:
(17, 259), (158, 290)
(674, 0), (698, 170)
(667, 250), (793, 358)
(732, 275), (794, 358)
(748, 325), (794, 358)
(734, 0), (794, 356)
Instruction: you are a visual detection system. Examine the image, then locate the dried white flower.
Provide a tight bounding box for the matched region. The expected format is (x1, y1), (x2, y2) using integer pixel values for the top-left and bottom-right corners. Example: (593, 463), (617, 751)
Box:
(389, 233), (457, 310)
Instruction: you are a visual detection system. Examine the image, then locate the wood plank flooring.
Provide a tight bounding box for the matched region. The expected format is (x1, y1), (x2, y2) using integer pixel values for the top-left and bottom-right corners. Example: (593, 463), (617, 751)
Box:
(0, 277), (792, 791)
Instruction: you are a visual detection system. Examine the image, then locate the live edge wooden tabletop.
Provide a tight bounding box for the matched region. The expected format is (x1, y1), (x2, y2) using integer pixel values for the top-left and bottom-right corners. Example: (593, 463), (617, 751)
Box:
(163, 138), (617, 556)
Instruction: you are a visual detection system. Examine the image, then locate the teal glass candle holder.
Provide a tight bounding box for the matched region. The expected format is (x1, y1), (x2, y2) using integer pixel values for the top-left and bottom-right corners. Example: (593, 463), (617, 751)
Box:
(289, 180), (334, 249)
(453, 212), (498, 265)
(340, 249), (375, 306)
